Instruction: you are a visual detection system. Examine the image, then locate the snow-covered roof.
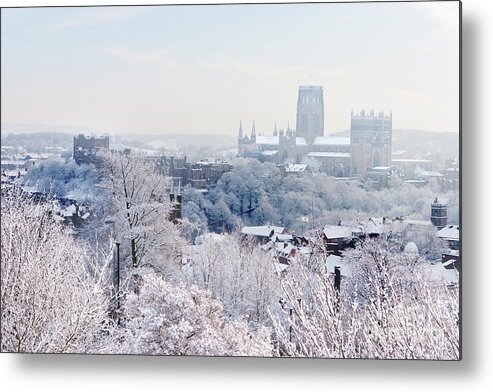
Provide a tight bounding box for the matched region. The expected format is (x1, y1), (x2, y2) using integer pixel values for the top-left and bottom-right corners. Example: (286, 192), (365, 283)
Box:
(295, 137), (307, 146)
(1, 160), (26, 166)
(306, 152), (350, 158)
(313, 136), (350, 146)
(371, 166), (391, 171)
(242, 225), (285, 238)
(261, 150), (279, 156)
(3, 170), (20, 177)
(256, 136), (279, 145)
(422, 171), (444, 177)
(255, 135), (308, 146)
(392, 150), (407, 156)
(446, 167), (460, 172)
(276, 242), (296, 256)
(404, 219), (432, 227)
(323, 225), (354, 239)
(437, 225), (460, 241)
(62, 204), (77, 217)
(392, 159), (432, 164)
(272, 233), (293, 242)
(286, 163), (308, 173)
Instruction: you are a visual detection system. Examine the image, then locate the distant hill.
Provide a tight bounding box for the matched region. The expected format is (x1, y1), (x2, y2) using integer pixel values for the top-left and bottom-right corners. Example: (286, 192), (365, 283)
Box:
(330, 128), (459, 161)
(122, 133), (236, 150)
(1, 132), (74, 153)
(392, 129), (459, 160)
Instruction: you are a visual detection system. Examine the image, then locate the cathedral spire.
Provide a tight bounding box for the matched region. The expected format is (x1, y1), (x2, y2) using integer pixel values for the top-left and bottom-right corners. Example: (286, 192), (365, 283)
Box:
(251, 121), (256, 141)
(238, 121), (243, 139)
(273, 121), (278, 136)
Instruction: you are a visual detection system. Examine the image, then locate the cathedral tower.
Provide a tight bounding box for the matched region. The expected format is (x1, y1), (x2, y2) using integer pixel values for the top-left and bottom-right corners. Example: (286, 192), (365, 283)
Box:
(296, 85), (324, 144)
(350, 109), (392, 177)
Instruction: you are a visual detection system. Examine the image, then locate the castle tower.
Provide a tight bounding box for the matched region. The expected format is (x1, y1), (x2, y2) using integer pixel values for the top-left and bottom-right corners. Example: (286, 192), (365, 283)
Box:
(296, 85), (324, 144)
(431, 197), (448, 229)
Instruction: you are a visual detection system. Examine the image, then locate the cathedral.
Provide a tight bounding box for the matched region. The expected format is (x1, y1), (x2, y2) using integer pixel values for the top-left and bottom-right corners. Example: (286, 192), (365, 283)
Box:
(238, 85), (392, 178)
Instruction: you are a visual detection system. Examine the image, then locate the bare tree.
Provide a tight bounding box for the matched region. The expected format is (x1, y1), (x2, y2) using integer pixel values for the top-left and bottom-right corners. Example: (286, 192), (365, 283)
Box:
(103, 273), (274, 356)
(99, 151), (185, 276)
(183, 233), (280, 325)
(271, 240), (459, 359)
(1, 190), (114, 353)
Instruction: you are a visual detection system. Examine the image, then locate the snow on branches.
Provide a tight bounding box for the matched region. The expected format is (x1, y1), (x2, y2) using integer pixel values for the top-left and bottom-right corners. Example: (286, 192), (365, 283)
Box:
(108, 273), (273, 356)
(99, 151), (185, 272)
(1, 190), (114, 353)
(271, 241), (459, 359)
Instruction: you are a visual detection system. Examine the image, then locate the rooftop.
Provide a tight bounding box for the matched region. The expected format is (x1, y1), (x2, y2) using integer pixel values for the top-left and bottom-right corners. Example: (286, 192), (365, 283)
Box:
(437, 225), (460, 241)
(241, 225), (285, 238)
(307, 152), (350, 158)
(313, 136), (350, 146)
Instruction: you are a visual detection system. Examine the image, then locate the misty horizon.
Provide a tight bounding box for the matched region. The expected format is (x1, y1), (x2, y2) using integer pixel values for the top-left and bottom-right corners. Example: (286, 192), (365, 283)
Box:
(1, 2), (459, 135)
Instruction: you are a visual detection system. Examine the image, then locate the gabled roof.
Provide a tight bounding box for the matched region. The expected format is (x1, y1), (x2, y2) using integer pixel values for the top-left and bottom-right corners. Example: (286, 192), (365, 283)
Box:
(323, 225), (354, 239)
(437, 225), (460, 241)
(241, 225), (285, 237)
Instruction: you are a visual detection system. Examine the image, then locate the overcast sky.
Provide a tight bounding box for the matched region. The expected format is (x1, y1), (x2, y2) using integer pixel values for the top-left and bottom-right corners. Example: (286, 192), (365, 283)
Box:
(1, 1), (459, 136)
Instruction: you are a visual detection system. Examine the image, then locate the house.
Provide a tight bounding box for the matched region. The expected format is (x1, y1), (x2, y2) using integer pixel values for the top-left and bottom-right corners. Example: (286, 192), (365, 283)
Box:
(437, 225), (460, 250)
(442, 249), (460, 272)
(241, 225), (286, 244)
(322, 224), (360, 254)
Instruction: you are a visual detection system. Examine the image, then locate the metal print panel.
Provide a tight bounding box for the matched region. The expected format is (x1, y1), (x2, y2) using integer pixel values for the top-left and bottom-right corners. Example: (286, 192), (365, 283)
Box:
(0, 1), (461, 359)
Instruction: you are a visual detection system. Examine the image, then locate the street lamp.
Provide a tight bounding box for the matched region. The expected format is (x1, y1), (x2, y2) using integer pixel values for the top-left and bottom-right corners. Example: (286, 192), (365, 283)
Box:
(105, 218), (121, 325)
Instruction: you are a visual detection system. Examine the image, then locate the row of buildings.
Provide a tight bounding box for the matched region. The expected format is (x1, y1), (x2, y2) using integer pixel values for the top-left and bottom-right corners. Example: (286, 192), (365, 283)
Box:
(237, 85), (460, 189)
(73, 134), (232, 191)
(240, 199), (460, 284)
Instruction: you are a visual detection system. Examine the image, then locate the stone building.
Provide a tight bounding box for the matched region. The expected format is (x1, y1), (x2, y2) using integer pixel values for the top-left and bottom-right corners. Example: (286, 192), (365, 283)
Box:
(73, 134), (109, 165)
(296, 85), (324, 144)
(238, 86), (392, 179)
(350, 109), (392, 177)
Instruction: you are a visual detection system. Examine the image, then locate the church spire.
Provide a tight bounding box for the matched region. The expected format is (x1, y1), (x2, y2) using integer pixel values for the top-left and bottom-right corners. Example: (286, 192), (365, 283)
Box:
(238, 120), (243, 139)
(273, 121), (278, 136)
(251, 121), (256, 141)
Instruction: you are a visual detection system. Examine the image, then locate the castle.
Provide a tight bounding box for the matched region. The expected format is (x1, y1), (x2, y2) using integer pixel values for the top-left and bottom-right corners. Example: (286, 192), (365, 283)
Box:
(238, 85), (392, 178)
(73, 134), (110, 165)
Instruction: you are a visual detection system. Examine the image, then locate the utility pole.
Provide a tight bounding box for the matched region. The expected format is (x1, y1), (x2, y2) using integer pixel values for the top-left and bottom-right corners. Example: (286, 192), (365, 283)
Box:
(115, 242), (120, 325)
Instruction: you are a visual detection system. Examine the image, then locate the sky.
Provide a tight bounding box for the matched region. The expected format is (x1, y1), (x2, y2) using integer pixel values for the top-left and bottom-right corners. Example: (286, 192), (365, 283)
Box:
(1, 1), (460, 136)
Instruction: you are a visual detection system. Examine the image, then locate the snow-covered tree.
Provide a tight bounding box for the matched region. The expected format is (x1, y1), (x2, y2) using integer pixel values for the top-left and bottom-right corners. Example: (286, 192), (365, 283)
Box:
(183, 234), (280, 325)
(23, 159), (106, 204)
(100, 151), (185, 274)
(1, 190), (114, 353)
(106, 273), (274, 356)
(271, 240), (459, 359)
